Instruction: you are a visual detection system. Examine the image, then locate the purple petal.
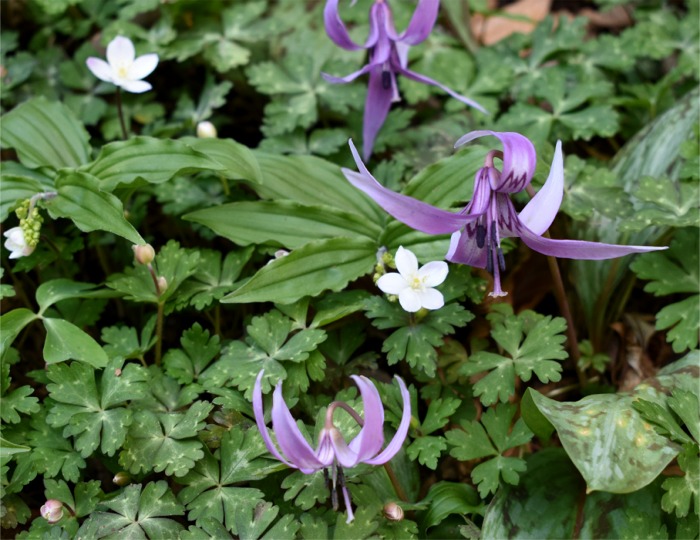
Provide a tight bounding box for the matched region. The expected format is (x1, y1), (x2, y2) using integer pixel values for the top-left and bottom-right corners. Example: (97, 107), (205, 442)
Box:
(517, 224), (668, 259)
(270, 378), (323, 473)
(364, 376), (411, 465)
(519, 141), (564, 235)
(343, 140), (476, 233)
(347, 375), (385, 461)
(399, 67), (488, 114)
(86, 57), (114, 83)
(341, 483), (355, 523)
(362, 67), (394, 159)
(455, 131), (536, 193)
(324, 0), (378, 50)
(446, 228), (487, 267)
(328, 429), (361, 468)
(322, 62), (376, 85)
(106, 36), (135, 68)
(398, 0), (440, 45)
(253, 371), (296, 469)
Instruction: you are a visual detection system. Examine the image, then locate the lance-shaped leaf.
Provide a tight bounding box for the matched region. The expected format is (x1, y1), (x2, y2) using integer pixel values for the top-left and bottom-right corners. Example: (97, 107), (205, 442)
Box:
(0, 162), (54, 222)
(1, 96), (90, 168)
(84, 136), (225, 191)
(222, 237), (377, 304)
(179, 136), (262, 183)
(185, 201), (382, 249)
(45, 171), (144, 245)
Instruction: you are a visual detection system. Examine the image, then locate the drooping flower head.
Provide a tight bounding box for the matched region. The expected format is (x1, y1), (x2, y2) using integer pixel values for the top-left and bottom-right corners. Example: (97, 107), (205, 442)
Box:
(3, 227), (34, 259)
(40, 500), (64, 524)
(253, 371), (411, 522)
(323, 0), (486, 159)
(86, 36), (158, 93)
(342, 133), (666, 296)
(377, 246), (448, 312)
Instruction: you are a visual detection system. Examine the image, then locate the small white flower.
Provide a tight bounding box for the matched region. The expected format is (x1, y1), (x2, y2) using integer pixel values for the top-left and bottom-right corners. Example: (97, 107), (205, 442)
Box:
(3, 227), (34, 259)
(86, 36), (158, 93)
(377, 246), (448, 312)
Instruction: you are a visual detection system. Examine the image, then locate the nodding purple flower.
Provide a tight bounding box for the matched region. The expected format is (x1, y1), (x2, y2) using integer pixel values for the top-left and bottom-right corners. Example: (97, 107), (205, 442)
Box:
(342, 132), (667, 297)
(253, 371), (411, 523)
(322, 0), (486, 160)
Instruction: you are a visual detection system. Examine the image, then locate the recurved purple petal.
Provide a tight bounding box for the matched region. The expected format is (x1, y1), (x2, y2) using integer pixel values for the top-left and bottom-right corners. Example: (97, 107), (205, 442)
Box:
(347, 376), (385, 461)
(398, 0), (440, 45)
(270, 378), (323, 473)
(362, 67), (395, 159)
(253, 371), (296, 469)
(399, 67), (488, 114)
(324, 0), (378, 50)
(455, 131), (535, 193)
(322, 62), (377, 85)
(364, 376), (412, 465)
(519, 141), (564, 235)
(343, 140), (475, 233)
(517, 224), (668, 259)
(445, 228), (487, 267)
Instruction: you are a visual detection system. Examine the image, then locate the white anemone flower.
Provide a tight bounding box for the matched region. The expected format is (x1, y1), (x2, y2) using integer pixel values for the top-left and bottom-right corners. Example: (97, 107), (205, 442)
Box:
(86, 36), (158, 93)
(3, 227), (34, 259)
(377, 246), (448, 312)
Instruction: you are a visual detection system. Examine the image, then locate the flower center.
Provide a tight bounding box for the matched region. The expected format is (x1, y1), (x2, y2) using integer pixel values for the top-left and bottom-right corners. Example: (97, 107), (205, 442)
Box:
(116, 64), (129, 79)
(409, 274), (424, 291)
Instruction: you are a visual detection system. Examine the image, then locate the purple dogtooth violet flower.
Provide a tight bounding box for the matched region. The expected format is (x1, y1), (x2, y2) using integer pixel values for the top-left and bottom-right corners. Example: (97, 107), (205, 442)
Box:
(253, 370), (411, 523)
(322, 0), (487, 160)
(341, 131), (667, 297)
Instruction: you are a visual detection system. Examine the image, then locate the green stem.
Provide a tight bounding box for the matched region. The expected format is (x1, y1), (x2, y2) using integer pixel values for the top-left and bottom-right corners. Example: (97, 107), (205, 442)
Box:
(526, 186), (585, 388)
(383, 462), (409, 502)
(214, 303), (221, 337)
(115, 88), (128, 140)
(155, 301), (164, 366)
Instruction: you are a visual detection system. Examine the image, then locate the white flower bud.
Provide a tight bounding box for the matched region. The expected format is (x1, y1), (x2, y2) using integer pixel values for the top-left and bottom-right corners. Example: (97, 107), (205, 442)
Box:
(196, 121), (218, 138)
(383, 502), (404, 521)
(40, 500), (64, 523)
(157, 276), (168, 294)
(132, 243), (156, 265)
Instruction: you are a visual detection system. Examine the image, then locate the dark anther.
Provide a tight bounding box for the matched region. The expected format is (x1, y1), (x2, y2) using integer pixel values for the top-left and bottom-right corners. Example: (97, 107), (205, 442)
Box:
(337, 467), (347, 510)
(382, 70), (391, 90)
(497, 247), (506, 271)
(476, 224), (487, 249)
(486, 244), (494, 274)
(324, 468), (339, 510)
(490, 221), (498, 245)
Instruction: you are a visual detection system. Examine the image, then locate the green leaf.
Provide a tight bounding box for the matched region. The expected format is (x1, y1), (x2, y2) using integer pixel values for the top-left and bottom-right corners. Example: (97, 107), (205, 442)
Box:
(76, 481), (184, 539)
(365, 298), (474, 377)
(46, 171), (144, 245)
(461, 308), (568, 406)
(27, 409), (87, 483)
(46, 358), (149, 457)
(0, 162), (54, 222)
(119, 401), (212, 477)
(621, 176), (699, 232)
(447, 404), (532, 497)
(632, 229), (700, 352)
(406, 436), (447, 470)
(482, 448), (669, 539)
(179, 137), (262, 183)
(44, 479), (102, 518)
(223, 237), (377, 304)
(175, 247), (253, 311)
(84, 136), (224, 191)
(282, 470), (329, 510)
(176, 426), (275, 533)
(529, 389), (680, 493)
(0, 385), (39, 424)
(668, 389), (700, 444)
(418, 481), (482, 535)
(252, 152), (384, 224)
(661, 444), (699, 518)
(233, 501), (299, 540)
(36, 278), (118, 315)
(0, 308), (37, 357)
(163, 323), (221, 386)
(1, 97), (90, 168)
(186, 200), (381, 249)
(42, 317), (109, 368)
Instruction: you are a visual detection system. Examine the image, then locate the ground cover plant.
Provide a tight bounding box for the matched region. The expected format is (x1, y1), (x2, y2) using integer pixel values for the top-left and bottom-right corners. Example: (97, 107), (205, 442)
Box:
(1, 0), (698, 538)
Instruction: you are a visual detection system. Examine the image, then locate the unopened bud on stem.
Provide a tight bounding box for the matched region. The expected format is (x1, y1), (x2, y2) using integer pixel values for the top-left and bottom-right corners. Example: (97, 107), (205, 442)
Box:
(132, 243), (156, 265)
(383, 502), (404, 521)
(196, 121), (217, 138)
(40, 500), (64, 523)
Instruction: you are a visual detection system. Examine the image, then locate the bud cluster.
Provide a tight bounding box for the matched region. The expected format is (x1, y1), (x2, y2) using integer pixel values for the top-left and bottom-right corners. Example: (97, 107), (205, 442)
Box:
(15, 199), (43, 249)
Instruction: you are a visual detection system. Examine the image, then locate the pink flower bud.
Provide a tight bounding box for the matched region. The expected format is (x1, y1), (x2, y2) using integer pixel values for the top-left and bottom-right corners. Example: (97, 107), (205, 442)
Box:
(383, 502), (404, 521)
(40, 500), (64, 523)
(132, 243), (156, 265)
(157, 276), (168, 294)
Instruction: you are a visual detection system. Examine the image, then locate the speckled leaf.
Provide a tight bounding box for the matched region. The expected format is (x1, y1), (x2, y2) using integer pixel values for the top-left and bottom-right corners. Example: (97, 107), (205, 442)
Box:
(661, 444), (699, 518)
(621, 176), (700, 232)
(482, 448), (668, 540)
(234, 501), (299, 540)
(282, 470), (329, 510)
(529, 390), (680, 493)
